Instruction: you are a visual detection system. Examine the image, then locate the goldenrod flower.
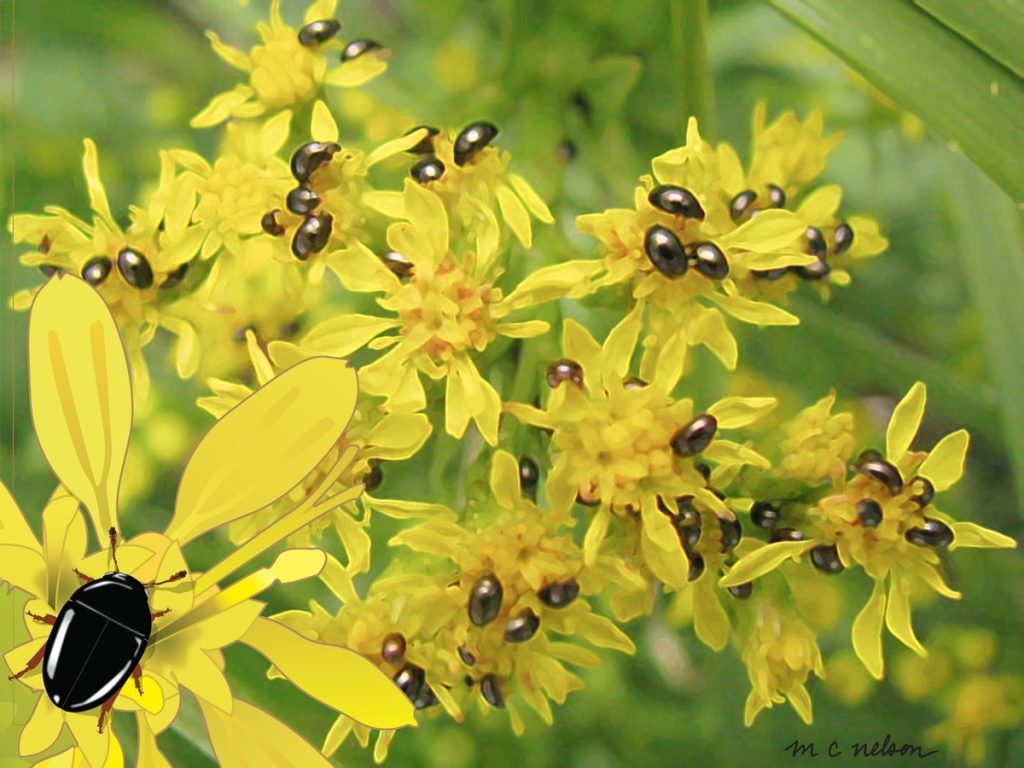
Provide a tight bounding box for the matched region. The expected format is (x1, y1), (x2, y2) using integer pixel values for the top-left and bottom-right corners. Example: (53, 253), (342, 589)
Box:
(9, 140), (204, 399)
(738, 600), (824, 726)
(720, 382), (1016, 679)
(257, 101), (428, 280)
(775, 391), (856, 484)
(2, 276), (414, 766)
(171, 110), (295, 258)
(200, 332), (432, 574)
(286, 450), (634, 760)
(193, 0), (387, 128)
(507, 307), (776, 599)
(299, 179), (558, 444)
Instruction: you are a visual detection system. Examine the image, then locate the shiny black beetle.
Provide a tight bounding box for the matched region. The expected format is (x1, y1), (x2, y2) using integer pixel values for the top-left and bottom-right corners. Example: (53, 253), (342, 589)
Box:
(7, 528), (185, 731)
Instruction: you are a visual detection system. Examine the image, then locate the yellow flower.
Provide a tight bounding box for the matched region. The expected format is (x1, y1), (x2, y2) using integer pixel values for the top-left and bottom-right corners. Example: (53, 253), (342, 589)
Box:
(286, 450), (635, 760)
(200, 331), (432, 575)
(170, 110), (295, 258)
(193, 0), (387, 128)
(256, 101), (429, 281)
(8, 140), (205, 400)
(738, 600), (824, 726)
(2, 275), (414, 767)
(400, 124), (554, 248)
(295, 179), (557, 445)
(720, 382), (1016, 680)
(776, 391), (856, 484)
(507, 306), (776, 603)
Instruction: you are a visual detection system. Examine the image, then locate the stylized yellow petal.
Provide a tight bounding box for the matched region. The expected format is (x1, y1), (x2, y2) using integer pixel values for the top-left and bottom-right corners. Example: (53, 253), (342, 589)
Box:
(852, 579), (887, 679)
(718, 540), (815, 588)
(496, 184), (532, 247)
(885, 574), (926, 657)
(708, 396), (778, 428)
(29, 276), (131, 538)
(200, 697), (336, 768)
(310, 100), (339, 143)
(949, 521), (1017, 549)
(886, 382), (926, 461)
(490, 450), (522, 509)
(917, 429), (970, 491)
(42, 496), (88, 609)
(19, 693), (64, 757)
(137, 718), (173, 768)
(241, 617), (417, 728)
(176, 647), (234, 712)
(692, 580), (729, 651)
(65, 713), (111, 768)
(166, 357), (357, 543)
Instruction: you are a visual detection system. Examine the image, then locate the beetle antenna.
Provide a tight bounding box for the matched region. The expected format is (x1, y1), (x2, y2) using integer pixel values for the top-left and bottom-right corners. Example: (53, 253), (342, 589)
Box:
(108, 527), (120, 572)
(144, 570), (187, 589)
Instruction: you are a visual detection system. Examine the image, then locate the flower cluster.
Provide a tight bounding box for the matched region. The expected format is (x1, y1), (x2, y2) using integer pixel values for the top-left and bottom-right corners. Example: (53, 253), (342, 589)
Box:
(4, 1), (1018, 765)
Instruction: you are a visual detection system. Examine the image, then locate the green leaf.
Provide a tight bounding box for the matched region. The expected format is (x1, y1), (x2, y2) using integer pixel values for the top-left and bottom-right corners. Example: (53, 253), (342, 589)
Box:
(942, 154), (1024, 512)
(770, 0), (1024, 203)
(914, 0), (1024, 78)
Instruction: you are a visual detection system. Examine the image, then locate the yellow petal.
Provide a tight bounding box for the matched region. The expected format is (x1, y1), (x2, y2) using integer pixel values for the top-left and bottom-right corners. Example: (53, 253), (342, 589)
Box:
(206, 31), (250, 70)
(601, 304), (643, 388)
(29, 276), (132, 538)
(507, 174), (554, 223)
(852, 579), (887, 679)
(708, 396), (777, 428)
(0, 544), (50, 601)
(640, 522), (686, 589)
(191, 85), (257, 128)
(495, 184), (532, 247)
(719, 208), (804, 251)
(498, 320), (549, 338)
(718, 540), (815, 588)
(117, 674), (165, 714)
(324, 56), (388, 88)
(444, 364), (471, 439)
(259, 110), (292, 157)
(200, 696), (338, 768)
(886, 382), (926, 461)
(177, 647), (234, 712)
(310, 100), (339, 143)
(81, 140), (116, 230)
(297, 315), (399, 357)
(582, 508), (611, 566)
(917, 429), (970, 491)
(500, 260), (601, 310)
(885, 574), (926, 657)
(692, 580), (729, 651)
(562, 319), (602, 393)
(690, 307), (738, 370)
(364, 495), (456, 520)
(700, 440), (771, 469)
(949, 521), (1017, 549)
(365, 129), (429, 168)
(19, 693), (64, 757)
(166, 357), (357, 543)
(712, 294), (800, 326)
(327, 242), (402, 294)
(490, 450), (522, 509)
(788, 682), (813, 724)
(0, 476), (42, 552)
(334, 514), (371, 573)
(403, 179), (448, 260)
(241, 617), (417, 728)
(795, 184), (842, 221)
(364, 412), (432, 459)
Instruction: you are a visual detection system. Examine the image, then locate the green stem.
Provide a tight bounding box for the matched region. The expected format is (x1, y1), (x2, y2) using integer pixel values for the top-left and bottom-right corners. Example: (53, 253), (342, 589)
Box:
(671, 0), (716, 139)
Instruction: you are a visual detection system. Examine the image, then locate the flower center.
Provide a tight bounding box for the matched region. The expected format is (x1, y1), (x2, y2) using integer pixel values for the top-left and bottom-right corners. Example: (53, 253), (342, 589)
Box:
(249, 34), (320, 108)
(197, 158), (268, 232)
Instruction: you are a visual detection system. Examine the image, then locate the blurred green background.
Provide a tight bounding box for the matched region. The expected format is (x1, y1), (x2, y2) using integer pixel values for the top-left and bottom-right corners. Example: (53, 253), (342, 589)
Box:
(1, 1), (1022, 766)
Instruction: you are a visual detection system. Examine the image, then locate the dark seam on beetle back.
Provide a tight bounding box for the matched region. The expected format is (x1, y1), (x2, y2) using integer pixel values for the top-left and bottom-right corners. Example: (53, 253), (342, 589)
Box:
(60, 619), (109, 706)
(71, 599), (149, 638)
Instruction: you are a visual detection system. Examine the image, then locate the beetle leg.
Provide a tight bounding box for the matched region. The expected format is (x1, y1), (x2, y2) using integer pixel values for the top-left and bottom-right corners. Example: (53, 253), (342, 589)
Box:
(151, 608), (171, 620)
(108, 527), (121, 573)
(144, 570), (188, 589)
(73, 568), (95, 583)
(131, 663), (143, 695)
(7, 642), (46, 681)
(96, 686), (121, 733)
(26, 611), (56, 625)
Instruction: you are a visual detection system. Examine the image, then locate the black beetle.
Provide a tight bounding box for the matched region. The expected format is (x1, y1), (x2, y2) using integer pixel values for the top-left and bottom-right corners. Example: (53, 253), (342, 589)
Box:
(7, 528), (185, 731)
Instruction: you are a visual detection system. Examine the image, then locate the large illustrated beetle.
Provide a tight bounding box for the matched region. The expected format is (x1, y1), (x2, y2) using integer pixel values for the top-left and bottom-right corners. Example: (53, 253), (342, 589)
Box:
(7, 528), (186, 731)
